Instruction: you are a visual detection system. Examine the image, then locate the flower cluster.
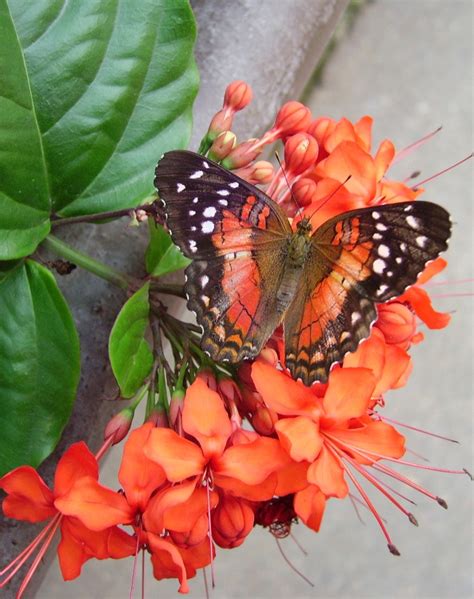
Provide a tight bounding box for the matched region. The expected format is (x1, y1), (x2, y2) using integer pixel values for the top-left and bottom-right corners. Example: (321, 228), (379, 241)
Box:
(1, 81), (468, 596)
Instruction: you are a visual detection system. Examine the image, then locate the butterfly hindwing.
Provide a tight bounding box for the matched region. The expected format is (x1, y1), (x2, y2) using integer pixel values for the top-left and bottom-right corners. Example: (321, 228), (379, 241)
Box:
(154, 151), (292, 361)
(285, 201), (451, 384)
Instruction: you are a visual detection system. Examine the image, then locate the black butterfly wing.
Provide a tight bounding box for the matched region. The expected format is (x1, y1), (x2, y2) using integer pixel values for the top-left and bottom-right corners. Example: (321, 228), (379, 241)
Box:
(154, 150), (293, 362)
(284, 201), (451, 384)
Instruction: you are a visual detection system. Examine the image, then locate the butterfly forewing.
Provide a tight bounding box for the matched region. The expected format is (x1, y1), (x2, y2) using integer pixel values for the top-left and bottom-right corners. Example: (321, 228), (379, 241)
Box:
(285, 201), (451, 384)
(154, 151), (292, 362)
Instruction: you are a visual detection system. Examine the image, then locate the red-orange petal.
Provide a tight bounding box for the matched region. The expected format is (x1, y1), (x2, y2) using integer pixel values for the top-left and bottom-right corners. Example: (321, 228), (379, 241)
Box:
(416, 256), (447, 285)
(54, 476), (134, 530)
(274, 459), (309, 496)
(375, 344), (411, 394)
(252, 360), (321, 419)
(0, 466), (55, 522)
(343, 328), (385, 381)
(374, 138), (395, 181)
(143, 479), (198, 534)
(307, 445), (349, 498)
(163, 487), (219, 533)
(294, 485), (326, 532)
(182, 377), (232, 459)
(214, 437), (288, 485)
(148, 533), (189, 593)
(322, 367), (375, 424)
(118, 422), (167, 512)
(54, 442), (99, 497)
(354, 115), (373, 152)
(398, 285), (451, 329)
(330, 421), (406, 463)
(144, 428), (206, 482)
(275, 416), (323, 462)
(213, 472), (278, 501)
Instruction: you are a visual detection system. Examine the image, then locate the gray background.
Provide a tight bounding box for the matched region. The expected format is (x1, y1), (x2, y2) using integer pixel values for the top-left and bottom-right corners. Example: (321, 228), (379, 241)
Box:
(25, 0), (474, 597)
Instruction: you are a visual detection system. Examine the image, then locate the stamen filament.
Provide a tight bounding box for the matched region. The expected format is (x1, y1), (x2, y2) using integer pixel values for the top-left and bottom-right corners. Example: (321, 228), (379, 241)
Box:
(392, 126), (442, 165)
(411, 153), (473, 188)
(375, 414), (459, 443)
(275, 538), (315, 587)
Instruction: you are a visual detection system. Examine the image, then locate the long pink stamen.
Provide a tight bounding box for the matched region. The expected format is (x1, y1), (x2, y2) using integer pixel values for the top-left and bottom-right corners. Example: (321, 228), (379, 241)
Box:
(275, 538), (315, 587)
(392, 126), (442, 165)
(375, 414), (459, 443)
(17, 515), (62, 598)
(129, 524), (142, 599)
(0, 514), (61, 587)
(205, 476), (215, 588)
(411, 153), (473, 188)
(289, 532), (308, 556)
(343, 453), (418, 525)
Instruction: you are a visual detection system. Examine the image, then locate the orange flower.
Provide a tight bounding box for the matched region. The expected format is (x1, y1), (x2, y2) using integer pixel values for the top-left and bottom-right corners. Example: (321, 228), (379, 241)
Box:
(144, 377), (288, 501)
(0, 443), (135, 591)
(252, 360), (406, 539)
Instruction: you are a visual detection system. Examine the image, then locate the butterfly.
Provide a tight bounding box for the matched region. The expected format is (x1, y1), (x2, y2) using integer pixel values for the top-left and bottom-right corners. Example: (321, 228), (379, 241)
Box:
(154, 150), (451, 385)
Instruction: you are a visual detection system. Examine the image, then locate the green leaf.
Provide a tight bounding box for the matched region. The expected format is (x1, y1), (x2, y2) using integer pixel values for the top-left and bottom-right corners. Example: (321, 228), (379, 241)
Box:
(0, 0), (51, 259)
(9, 0), (199, 218)
(109, 282), (153, 398)
(0, 260), (80, 475)
(146, 220), (191, 277)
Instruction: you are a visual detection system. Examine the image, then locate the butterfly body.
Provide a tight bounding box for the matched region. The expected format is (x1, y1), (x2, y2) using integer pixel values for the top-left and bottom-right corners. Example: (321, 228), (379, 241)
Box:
(155, 150), (451, 385)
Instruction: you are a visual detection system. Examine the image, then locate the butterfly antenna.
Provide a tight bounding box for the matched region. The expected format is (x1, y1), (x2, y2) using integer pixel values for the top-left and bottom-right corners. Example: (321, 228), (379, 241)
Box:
(275, 152), (303, 216)
(307, 175), (352, 222)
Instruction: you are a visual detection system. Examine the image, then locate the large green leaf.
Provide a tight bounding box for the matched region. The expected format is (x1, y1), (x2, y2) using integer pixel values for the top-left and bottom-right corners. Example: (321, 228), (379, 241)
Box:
(0, 0), (51, 260)
(0, 1), (198, 260)
(109, 282), (153, 398)
(0, 260), (80, 475)
(146, 220), (191, 277)
(9, 0), (199, 218)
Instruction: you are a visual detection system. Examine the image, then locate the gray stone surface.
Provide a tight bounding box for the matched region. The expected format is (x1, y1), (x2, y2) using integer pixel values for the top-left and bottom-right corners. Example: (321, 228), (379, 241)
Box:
(9, 0), (474, 598)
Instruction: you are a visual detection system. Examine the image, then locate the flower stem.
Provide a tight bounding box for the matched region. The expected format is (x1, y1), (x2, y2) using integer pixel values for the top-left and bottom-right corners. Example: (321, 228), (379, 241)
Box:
(42, 235), (133, 290)
(50, 198), (161, 228)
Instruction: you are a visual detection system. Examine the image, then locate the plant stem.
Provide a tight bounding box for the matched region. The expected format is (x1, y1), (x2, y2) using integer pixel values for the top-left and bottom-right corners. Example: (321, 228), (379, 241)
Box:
(150, 282), (187, 299)
(42, 235), (133, 290)
(50, 199), (161, 228)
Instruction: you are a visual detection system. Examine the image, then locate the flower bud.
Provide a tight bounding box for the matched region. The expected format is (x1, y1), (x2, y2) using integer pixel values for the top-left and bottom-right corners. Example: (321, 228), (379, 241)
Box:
(207, 109), (234, 141)
(284, 133), (319, 175)
(169, 513), (209, 548)
(104, 407), (134, 445)
(274, 101), (312, 137)
(291, 177), (317, 207)
(376, 302), (417, 348)
(234, 160), (274, 184)
(169, 389), (185, 430)
(197, 369), (218, 390)
(146, 405), (169, 428)
(307, 116), (335, 147)
(212, 495), (254, 549)
(221, 139), (262, 169)
(208, 131), (237, 162)
(223, 80), (253, 113)
(251, 405), (278, 436)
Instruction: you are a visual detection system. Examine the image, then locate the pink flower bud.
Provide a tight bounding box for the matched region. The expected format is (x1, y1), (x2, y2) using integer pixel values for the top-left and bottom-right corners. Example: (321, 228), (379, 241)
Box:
(212, 495), (254, 549)
(169, 389), (185, 430)
(197, 369), (217, 390)
(234, 160), (274, 184)
(104, 408), (134, 445)
(208, 131), (237, 161)
(284, 133), (319, 175)
(221, 139), (262, 169)
(146, 406), (169, 428)
(291, 177), (317, 206)
(274, 101), (312, 137)
(207, 108), (234, 141)
(223, 80), (253, 113)
(376, 302), (417, 348)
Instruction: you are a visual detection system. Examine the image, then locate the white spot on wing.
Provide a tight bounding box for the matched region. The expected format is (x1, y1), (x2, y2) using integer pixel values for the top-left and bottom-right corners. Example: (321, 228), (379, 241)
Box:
(201, 275), (209, 287)
(177, 183), (185, 193)
(189, 210), (196, 216)
(404, 204), (413, 212)
(372, 211), (381, 219)
(373, 258), (386, 274)
(218, 199), (228, 206)
(191, 226), (196, 231)
(217, 189), (230, 196)
(376, 284), (389, 296)
(229, 181), (239, 188)
(203, 161), (210, 169)
(203, 206), (217, 218)
(376, 222), (388, 231)
(416, 235), (428, 247)
(193, 197), (199, 204)
(378, 244), (390, 258)
(190, 170), (204, 179)
(189, 240), (197, 253)
(373, 233), (383, 240)
(400, 242), (407, 252)
(396, 257), (403, 264)
(351, 312), (361, 324)
(406, 215), (420, 229)
(202, 220), (214, 233)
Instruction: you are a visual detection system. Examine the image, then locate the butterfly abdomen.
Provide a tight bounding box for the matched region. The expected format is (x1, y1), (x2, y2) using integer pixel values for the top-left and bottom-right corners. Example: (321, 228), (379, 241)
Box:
(276, 232), (312, 314)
